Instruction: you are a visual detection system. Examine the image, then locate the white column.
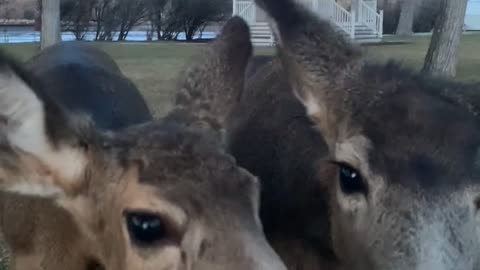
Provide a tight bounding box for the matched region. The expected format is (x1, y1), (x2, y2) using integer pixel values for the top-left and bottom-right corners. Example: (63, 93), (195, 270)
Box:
(351, 11), (356, 38)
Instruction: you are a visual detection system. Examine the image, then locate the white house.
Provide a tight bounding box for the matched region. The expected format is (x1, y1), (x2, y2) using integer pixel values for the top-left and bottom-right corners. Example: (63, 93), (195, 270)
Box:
(466, 0), (480, 30)
(232, 0), (384, 46)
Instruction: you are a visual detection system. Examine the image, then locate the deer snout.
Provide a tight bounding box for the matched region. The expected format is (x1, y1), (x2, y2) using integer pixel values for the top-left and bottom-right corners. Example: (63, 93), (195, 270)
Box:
(243, 233), (287, 270)
(386, 210), (479, 270)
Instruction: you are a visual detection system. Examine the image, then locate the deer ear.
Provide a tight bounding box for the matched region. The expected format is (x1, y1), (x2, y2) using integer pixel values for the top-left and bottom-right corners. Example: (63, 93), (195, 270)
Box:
(0, 53), (89, 197)
(168, 16), (253, 142)
(255, 0), (362, 146)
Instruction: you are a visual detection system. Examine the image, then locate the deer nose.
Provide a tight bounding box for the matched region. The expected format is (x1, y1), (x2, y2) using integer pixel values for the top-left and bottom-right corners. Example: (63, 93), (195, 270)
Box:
(246, 236), (287, 270)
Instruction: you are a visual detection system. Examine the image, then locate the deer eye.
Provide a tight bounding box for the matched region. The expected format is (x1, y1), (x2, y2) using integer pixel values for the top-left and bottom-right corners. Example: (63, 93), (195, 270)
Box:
(337, 163), (366, 195)
(125, 211), (167, 247)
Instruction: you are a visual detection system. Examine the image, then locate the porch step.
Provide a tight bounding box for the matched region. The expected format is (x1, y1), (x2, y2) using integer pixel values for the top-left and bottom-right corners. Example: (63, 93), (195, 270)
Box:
(234, 0), (384, 46)
(250, 22), (274, 47)
(246, 22), (381, 46)
(354, 24), (380, 40)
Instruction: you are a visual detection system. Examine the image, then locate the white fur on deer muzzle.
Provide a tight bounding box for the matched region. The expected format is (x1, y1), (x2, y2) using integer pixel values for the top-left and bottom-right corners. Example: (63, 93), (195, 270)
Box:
(244, 233), (287, 270)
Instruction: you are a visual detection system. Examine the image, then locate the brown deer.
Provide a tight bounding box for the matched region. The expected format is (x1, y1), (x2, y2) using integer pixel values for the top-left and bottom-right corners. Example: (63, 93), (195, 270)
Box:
(0, 17), (287, 270)
(25, 41), (153, 130)
(0, 41), (153, 270)
(227, 1), (480, 270)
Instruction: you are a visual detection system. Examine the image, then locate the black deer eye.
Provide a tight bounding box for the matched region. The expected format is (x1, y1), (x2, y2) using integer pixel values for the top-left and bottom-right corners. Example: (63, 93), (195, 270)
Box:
(126, 212), (167, 247)
(338, 163), (366, 195)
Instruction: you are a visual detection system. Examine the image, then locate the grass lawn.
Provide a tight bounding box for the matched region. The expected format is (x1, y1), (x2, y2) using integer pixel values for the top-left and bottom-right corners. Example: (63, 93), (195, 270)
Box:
(1, 34), (480, 119)
(364, 34), (480, 83)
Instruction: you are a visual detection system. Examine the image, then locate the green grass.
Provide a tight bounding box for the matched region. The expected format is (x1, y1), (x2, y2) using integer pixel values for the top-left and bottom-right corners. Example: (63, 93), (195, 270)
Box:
(1, 34), (479, 118)
(364, 33), (480, 82)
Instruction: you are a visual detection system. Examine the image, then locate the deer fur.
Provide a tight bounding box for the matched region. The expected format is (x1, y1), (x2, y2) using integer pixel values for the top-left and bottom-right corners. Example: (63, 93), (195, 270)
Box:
(227, 1), (480, 270)
(0, 17), (286, 270)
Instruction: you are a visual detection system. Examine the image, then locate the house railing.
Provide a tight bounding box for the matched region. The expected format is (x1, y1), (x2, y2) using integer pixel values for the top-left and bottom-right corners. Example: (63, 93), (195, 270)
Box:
(359, 0), (383, 37)
(314, 0), (355, 39)
(234, 0), (256, 24)
(232, 0), (385, 41)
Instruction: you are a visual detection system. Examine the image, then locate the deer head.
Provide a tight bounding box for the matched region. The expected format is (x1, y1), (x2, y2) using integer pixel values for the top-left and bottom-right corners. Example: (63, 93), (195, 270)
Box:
(0, 17), (286, 270)
(256, 0), (480, 269)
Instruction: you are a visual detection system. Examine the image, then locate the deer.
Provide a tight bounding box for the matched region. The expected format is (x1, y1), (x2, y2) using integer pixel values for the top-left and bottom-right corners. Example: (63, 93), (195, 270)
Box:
(25, 41), (153, 130)
(227, 0), (480, 269)
(0, 40), (152, 270)
(0, 17), (287, 270)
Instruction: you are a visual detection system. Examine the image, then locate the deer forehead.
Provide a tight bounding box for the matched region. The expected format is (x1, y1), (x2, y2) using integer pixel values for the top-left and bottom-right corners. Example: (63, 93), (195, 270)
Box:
(333, 126), (480, 193)
(335, 135), (371, 169)
(97, 150), (253, 223)
(134, 166), (256, 217)
(342, 84), (480, 163)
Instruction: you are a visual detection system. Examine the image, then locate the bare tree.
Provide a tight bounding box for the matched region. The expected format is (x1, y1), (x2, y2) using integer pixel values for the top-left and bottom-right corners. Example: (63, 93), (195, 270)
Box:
(146, 0), (169, 39)
(395, 0), (416, 36)
(0, 0), (7, 19)
(173, 0), (227, 41)
(381, 0), (401, 34)
(0, 0), (13, 21)
(36, 0), (42, 15)
(422, 0), (468, 78)
(116, 0), (147, 41)
(61, 0), (95, 40)
(153, 0), (184, 40)
(93, 0), (117, 40)
(35, 0), (42, 30)
(413, 0), (440, 32)
(24, 8), (36, 20)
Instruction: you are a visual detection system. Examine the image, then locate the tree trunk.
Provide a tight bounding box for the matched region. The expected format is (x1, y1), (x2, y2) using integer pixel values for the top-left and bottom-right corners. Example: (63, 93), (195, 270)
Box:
(199, 24), (206, 39)
(395, 0), (416, 36)
(118, 28), (125, 40)
(185, 29), (195, 41)
(147, 22), (154, 41)
(41, 0), (61, 50)
(156, 27), (162, 40)
(422, 0), (468, 78)
(95, 20), (102, 40)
